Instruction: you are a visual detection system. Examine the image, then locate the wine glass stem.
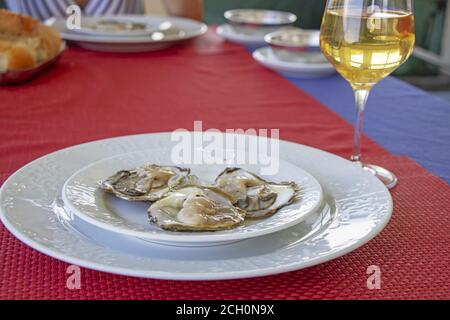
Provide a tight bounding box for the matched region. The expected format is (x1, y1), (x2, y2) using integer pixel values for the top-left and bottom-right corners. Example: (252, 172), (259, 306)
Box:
(351, 88), (371, 164)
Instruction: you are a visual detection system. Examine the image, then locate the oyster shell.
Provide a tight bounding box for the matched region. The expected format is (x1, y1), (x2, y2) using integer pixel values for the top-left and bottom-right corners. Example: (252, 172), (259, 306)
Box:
(214, 168), (300, 218)
(148, 186), (246, 231)
(100, 165), (194, 201)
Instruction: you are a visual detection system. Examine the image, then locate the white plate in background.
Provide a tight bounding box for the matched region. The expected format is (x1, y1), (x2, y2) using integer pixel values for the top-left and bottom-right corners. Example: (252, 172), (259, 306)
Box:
(47, 15), (207, 52)
(253, 46), (335, 79)
(216, 24), (266, 49)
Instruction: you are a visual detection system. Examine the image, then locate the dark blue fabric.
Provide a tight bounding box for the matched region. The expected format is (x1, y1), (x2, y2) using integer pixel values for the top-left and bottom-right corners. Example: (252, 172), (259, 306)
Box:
(288, 74), (450, 183)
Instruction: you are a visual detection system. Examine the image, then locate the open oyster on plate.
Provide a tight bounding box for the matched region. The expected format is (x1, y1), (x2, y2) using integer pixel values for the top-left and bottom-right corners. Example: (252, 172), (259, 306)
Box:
(148, 185), (246, 232)
(100, 164), (195, 201)
(214, 168), (300, 218)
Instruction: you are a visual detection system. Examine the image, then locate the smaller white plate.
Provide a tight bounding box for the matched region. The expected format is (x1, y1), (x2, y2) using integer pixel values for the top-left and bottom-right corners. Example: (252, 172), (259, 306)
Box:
(253, 46), (336, 79)
(62, 148), (323, 246)
(216, 24), (266, 49)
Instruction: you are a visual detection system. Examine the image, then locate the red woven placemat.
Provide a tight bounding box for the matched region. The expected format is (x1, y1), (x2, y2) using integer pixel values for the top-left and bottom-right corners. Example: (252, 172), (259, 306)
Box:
(0, 30), (449, 299)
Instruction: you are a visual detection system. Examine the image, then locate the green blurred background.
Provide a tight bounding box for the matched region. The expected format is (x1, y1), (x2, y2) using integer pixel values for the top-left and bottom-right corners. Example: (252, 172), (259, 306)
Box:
(1, 0), (447, 76)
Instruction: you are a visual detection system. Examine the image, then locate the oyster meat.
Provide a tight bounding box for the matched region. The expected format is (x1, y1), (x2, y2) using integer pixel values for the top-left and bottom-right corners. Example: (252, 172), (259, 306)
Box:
(101, 165), (194, 201)
(148, 186), (246, 231)
(214, 168), (300, 218)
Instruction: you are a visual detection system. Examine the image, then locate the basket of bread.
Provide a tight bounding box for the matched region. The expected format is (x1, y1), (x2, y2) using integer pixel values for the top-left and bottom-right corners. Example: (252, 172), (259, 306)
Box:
(0, 9), (65, 85)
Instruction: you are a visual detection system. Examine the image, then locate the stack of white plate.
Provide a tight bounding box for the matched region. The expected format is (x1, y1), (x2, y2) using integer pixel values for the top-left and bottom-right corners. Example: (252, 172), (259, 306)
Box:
(253, 28), (336, 79)
(0, 132), (392, 280)
(216, 24), (267, 50)
(216, 9), (297, 50)
(47, 15), (207, 53)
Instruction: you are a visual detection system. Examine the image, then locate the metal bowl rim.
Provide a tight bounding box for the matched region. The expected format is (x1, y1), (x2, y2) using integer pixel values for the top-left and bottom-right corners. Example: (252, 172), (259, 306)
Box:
(265, 29), (320, 49)
(224, 9), (297, 27)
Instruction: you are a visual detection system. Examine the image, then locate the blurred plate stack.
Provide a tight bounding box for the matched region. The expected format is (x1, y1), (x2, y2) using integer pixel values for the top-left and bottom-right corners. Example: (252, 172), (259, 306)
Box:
(47, 15), (207, 53)
(216, 9), (297, 50)
(253, 28), (335, 79)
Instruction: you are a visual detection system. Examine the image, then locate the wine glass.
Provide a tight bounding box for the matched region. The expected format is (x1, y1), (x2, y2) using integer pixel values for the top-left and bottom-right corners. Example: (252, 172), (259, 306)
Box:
(320, 0), (415, 188)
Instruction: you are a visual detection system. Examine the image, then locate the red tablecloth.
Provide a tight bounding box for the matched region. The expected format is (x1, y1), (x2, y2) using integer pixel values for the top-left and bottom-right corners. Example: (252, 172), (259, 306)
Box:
(0, 30), (449, 300)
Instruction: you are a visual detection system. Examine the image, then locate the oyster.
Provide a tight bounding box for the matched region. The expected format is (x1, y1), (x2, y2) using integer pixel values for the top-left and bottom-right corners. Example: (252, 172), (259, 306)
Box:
(148, 186), (246, 231)
(214, 168), (300, 218)
(101, 165), (194, 201)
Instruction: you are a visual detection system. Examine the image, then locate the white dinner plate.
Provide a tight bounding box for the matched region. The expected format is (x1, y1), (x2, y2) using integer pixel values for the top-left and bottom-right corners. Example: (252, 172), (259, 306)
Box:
(216, 24), (266, 50)
(62, 148), (323, 246)
(0, 133), (392, 280)
(47, 15), (207, 53)
(253, 46), (336, 79)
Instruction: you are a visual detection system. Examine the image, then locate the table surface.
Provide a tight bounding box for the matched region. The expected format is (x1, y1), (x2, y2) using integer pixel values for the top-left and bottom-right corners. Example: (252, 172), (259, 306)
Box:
(0, 29), (449, 300)
(292, 75), (450, 184)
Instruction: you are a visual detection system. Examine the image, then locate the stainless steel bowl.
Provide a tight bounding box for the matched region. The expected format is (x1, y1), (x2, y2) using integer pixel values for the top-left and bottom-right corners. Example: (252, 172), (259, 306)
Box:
(224, 9), (297, 36)
(265, 28), (323, 63)
(0, 42), (66, 85)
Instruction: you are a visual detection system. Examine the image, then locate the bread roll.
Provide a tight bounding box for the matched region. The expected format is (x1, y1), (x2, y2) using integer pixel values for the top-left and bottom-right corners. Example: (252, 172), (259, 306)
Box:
(0, 9), (62, 72)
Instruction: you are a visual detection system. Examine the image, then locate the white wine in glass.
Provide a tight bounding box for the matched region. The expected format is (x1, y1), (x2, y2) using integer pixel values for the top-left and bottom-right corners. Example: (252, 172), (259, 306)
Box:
(320, 0), (415, 188)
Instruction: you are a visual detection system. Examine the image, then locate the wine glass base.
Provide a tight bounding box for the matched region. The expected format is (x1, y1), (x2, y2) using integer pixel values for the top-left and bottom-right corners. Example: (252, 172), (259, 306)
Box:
(363, 164), (398, 189)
